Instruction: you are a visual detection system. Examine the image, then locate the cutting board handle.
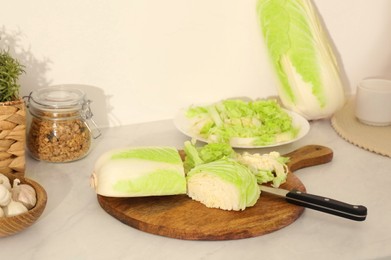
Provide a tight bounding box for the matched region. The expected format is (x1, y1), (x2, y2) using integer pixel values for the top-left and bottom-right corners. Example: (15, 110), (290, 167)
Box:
(284, 145), (333, 172)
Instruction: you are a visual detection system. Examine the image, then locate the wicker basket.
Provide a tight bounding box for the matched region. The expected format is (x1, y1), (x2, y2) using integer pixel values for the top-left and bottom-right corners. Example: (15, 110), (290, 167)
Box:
(0, 98), (25, 176)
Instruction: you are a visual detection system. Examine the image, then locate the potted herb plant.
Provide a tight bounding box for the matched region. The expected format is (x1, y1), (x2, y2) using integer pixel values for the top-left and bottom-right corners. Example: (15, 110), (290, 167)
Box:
(0, 48), (26, 176)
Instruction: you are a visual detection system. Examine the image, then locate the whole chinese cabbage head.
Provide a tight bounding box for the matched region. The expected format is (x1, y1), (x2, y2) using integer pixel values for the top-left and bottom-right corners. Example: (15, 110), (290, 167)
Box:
(257, 0), (346, 120)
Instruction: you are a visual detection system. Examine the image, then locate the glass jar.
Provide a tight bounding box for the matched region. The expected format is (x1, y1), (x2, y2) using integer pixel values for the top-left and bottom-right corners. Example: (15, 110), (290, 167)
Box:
(26, 86), (101, 162)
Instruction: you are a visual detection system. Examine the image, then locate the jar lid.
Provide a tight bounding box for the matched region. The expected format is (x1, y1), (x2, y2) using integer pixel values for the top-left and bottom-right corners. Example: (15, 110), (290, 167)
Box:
(30, 86), (86, 109)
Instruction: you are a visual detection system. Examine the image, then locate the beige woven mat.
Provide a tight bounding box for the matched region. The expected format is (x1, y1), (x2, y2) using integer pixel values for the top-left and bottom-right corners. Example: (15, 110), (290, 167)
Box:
(331, 97), (391, 157)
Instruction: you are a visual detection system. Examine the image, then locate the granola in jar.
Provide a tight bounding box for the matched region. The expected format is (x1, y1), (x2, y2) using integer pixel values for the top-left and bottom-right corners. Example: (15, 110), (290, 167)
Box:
(26, 86), (100, 162)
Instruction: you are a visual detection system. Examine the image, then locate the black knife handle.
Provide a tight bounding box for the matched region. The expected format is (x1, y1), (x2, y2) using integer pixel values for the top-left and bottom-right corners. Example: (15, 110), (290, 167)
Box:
(286, 190), (367, 221)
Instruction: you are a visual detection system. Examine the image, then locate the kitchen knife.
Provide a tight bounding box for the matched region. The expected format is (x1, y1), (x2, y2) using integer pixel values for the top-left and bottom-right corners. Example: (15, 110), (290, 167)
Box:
(259, 185), (367, 221)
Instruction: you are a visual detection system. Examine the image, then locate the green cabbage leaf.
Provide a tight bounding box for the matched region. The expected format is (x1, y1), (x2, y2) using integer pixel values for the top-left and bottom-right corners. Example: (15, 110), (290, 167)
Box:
(183, 140), (236, 173)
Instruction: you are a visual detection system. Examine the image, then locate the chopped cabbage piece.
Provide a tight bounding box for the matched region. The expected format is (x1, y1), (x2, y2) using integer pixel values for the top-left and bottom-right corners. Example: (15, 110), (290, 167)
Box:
(236, 151), (289, 187)
(186, 99), (299, 146)
(183, 139), (235, 173)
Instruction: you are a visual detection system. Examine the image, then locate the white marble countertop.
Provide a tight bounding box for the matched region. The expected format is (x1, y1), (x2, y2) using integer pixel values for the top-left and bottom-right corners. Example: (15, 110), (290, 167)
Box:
(2, 119), (390, 260)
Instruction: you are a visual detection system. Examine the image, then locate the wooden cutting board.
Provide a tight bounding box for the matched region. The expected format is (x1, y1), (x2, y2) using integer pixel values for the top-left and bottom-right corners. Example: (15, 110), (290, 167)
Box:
(97, 145), (333, 240)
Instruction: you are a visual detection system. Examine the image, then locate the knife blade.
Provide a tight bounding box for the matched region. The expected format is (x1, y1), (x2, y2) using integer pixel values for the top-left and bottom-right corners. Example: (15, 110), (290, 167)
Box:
(259, 185), (367, 221)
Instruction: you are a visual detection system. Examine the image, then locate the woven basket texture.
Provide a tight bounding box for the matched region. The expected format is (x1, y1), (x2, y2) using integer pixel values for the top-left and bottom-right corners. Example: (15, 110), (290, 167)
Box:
(0, 98), (26, 176)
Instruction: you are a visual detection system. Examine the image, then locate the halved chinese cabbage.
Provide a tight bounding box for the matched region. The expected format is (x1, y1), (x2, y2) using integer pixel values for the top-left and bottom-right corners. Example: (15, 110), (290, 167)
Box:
(90, 146), (186, 197)
(187, 158), (260, 211)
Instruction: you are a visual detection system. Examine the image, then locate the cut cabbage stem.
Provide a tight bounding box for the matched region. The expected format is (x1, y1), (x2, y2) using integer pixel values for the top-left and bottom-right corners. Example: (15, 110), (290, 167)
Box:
(186, 158), (260, 211)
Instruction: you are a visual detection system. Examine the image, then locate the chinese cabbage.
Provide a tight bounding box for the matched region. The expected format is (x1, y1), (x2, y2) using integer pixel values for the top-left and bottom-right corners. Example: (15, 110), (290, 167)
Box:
(257, 0), (346, 119)
(187, 158), (260, 211)
(90, 146), (186, 197)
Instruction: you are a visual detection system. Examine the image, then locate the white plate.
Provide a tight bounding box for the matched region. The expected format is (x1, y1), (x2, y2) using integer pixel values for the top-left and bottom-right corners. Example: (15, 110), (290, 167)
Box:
(173, 107), (310, 148)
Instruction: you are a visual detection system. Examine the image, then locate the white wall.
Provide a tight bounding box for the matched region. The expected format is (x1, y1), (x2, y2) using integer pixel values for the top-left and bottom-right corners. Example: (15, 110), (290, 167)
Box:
(1, 0), (390, 127)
